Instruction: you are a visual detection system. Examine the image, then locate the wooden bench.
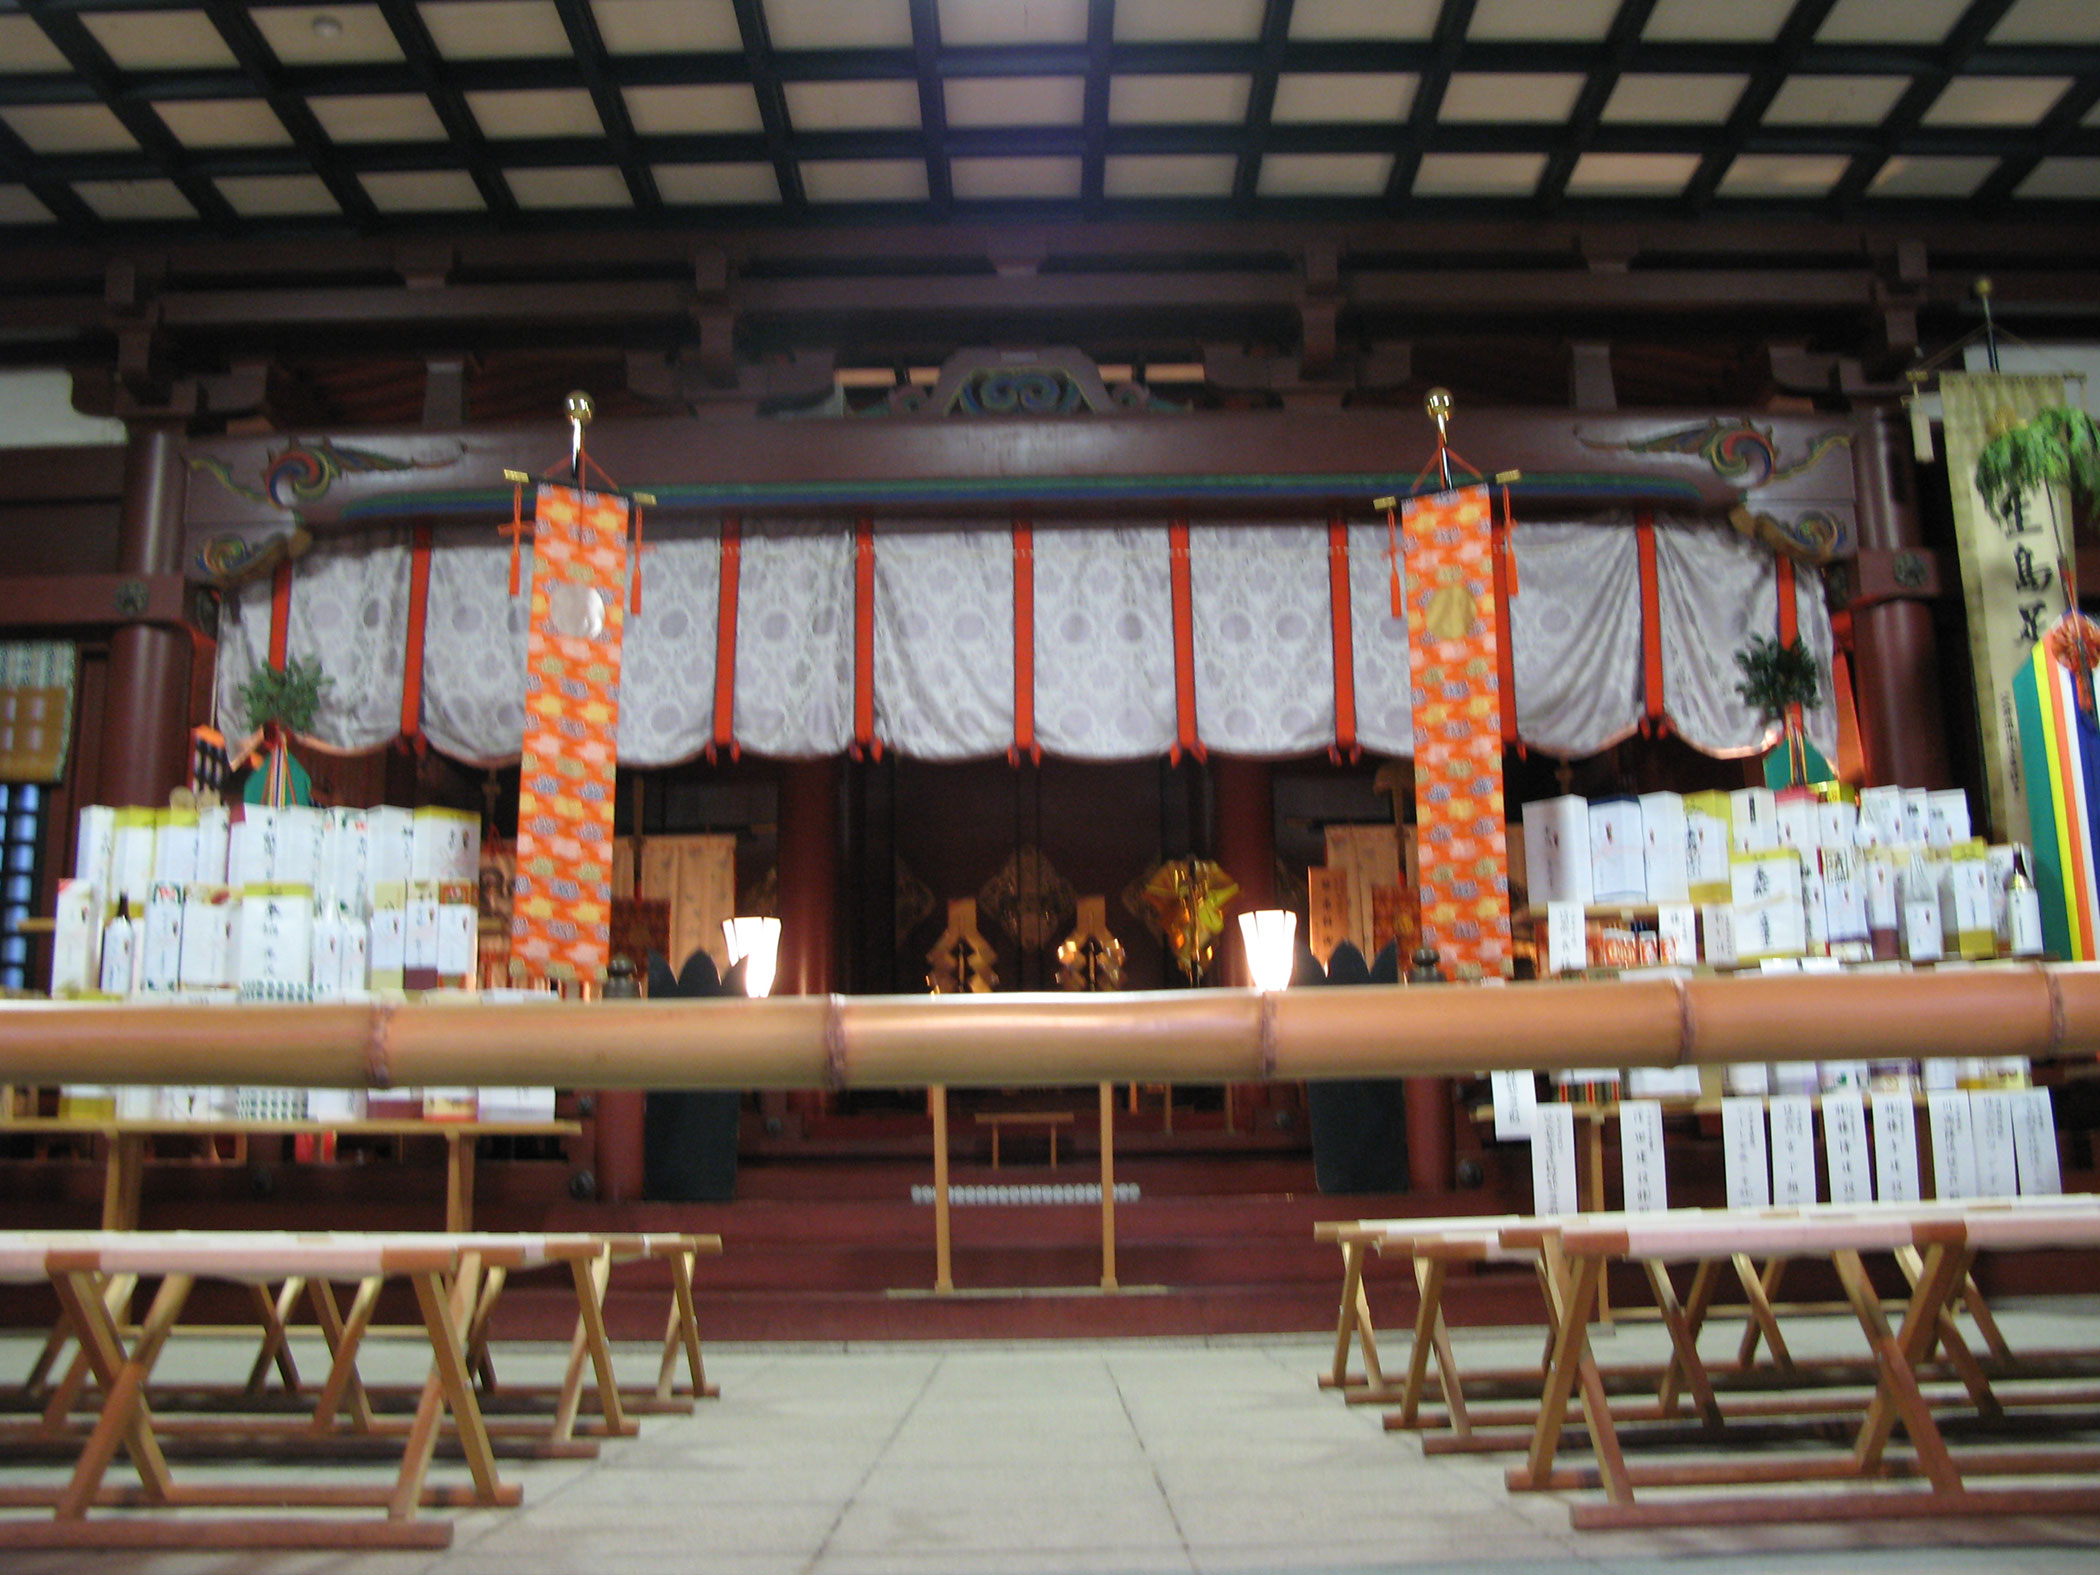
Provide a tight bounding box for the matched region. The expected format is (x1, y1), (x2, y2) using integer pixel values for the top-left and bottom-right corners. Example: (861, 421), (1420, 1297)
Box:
(974, 1110), (1074, 1169)
(20, 1231), (723, 1460)
(0, 1230), (519, 1550)
(1321, 1198), (2100, 1456)
(1516, 1201), (2100, 1529)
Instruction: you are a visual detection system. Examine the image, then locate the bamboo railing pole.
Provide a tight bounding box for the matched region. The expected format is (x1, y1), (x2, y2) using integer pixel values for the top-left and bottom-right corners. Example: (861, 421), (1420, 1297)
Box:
(1, 966), (2096, 1090)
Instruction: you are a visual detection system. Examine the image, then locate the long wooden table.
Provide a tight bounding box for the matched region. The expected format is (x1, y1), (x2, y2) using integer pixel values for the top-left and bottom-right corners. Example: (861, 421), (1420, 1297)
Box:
(1, 1117), (581, 1232)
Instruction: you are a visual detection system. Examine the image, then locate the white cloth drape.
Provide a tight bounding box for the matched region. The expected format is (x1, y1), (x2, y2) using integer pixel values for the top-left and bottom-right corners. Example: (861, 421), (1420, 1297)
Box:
(1509, 521), (1643, 758)
(219, 514), (1838, 767)
(1657, 523), (1839, 760)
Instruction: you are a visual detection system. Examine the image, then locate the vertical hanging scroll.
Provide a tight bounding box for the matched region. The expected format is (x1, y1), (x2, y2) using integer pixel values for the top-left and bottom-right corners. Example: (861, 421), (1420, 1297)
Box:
(511, 483), (628, 985)
(1403, 483), (1511, 979)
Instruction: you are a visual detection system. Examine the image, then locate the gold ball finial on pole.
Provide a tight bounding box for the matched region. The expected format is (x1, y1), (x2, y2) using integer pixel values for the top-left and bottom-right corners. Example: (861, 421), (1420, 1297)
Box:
(1425, 386), (1453, 439)
(565, 390), (594, 472)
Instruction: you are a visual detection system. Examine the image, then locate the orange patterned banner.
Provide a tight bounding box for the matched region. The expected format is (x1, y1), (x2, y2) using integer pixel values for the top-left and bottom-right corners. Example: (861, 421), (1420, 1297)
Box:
(511, 484), (627, 984)
(1404, 484), (1511, 979)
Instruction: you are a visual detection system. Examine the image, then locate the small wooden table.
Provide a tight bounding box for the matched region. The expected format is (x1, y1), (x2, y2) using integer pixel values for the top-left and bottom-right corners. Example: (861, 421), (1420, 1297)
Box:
(0, 1116), (582, 1232)
(973, 1109), (1074, 1170)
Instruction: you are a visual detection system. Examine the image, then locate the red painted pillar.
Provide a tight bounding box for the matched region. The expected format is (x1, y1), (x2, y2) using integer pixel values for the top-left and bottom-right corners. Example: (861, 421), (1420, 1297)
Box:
(97, 423), (192, 807)
(593, 1088), (646, 1205)
(1851, 408), (1953, 790)
(777, 756), (840, 1124)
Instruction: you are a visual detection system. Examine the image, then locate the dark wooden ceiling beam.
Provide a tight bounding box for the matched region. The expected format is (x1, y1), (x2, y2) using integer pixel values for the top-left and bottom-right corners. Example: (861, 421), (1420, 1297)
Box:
(729, 0), (807, 213)
(1826, 0), (2022, 217)
(1537, 0), (1658, 217)
(23, 1), (241, 234)
(550, 0), (661, 216)
(194, 0), (380, 229)
(371, 0), (518, 223)
(907, 0), (954, 215)
(1233, 0), (1297, 208)
(1080, 0), (1113, 212)
(1387, 0), (1475, 206)
(1683, 0), (1840, 213)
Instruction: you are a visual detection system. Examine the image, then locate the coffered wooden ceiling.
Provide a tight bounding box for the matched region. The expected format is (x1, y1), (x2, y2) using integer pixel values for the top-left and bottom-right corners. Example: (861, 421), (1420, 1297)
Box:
(1, 0), (2095, 236)
(3, 2), (2097, 425)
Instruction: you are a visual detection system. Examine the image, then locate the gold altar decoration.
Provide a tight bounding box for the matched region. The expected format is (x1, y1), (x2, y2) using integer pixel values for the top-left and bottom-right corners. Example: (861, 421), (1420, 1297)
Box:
(1056, 895), (1125, 992)
(1128, 858), (1239, 985)
(926, 897), (998, 993)
(978, 846), (1075, 950)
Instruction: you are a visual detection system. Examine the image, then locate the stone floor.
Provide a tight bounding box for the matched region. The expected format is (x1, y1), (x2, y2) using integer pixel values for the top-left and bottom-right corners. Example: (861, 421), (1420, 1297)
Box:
(4, 1301), (2099, 1574)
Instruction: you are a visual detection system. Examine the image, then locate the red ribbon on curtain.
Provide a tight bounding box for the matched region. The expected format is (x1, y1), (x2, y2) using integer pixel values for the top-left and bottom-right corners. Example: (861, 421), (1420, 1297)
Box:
(1011, 513), (1039, 766)
(1168, 515), (1203, 764)
(1829, 608), (1865, 784)
(710, 515), (742, 762)
(1385, 504), (1403, 618)
(268, 557), (292, 673)
(628, 501), (646, 614)
(398, 524), (432, 751)
(1493, 485), (1521, 752)
(852, 513), (881, 760)
(502, 482), (526, 596)
(1326, 508), (1358, 763)
(1635, 509), (1667, 737)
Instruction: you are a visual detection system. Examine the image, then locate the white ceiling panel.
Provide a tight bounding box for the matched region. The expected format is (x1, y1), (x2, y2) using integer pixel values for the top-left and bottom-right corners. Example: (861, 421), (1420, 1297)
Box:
(1468, 0), (1619, 41)
(360, 169), (488, 211)
(0, 185), (55, 223)
(1103, 153), (1237, 198)
(80, 10), (235, 70)
(1289, 0), (1441, 40)
(1993, 1), (2100, 44)
(766, 0), (913, 50)
(153, 101), (293, 149)
(938, 0), (1089, 45)
(506, 166), (633, 208)
(1717, 153), (1851, 197)
(623, 84), (766, 135)
(216, 174), (341, 216)
(1924, 77), (2073, 126)
(950, 156), (1083, 199)
(1412, 152), (1546, 196)
(1440, 74), (1586, 123)
(800, 158), (930, 202)
(1564, 152), (1702, 195)
(0, 16), (68, 73)
(1115, 0), (1265, 43)
(1271, 73), (1418, 124)
(784, 80), (923, 131)
(74, 178), (196, 221)
(1868, 157), (1998, 198)
(1645, 0), (1795, 42)
(253, 7), (404, 65)
(2017, 157), (2100, 198)
(418, 2), (571, 59)
(1818, 0), (1968, 43)
(1108, 75), (1252, 124)
(1601, 75), (1747, 124)
(465, 89), (606, 140)
(653, 161), (783, 204)
(590, 0), (744, 53)
(0, 105), (136, 155)
(1764, 76), (1911, 126)
(310, 94), (450, 143)
(945, 76), (1086, 128)
(1256, 152), (1394, 198)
